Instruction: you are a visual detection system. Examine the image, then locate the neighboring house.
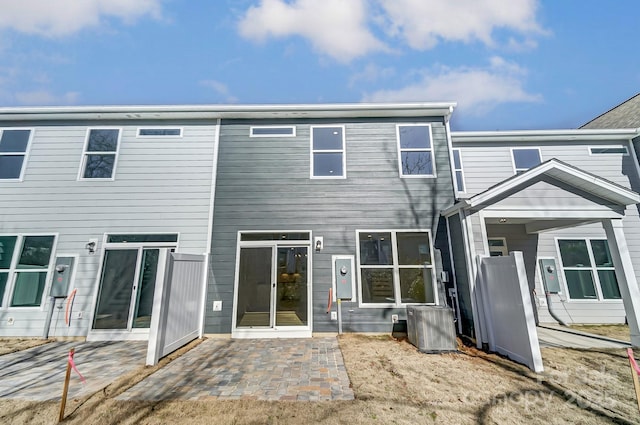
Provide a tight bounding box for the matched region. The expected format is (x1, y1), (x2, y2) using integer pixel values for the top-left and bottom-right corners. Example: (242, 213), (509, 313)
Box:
(2, 102), (640, 349)
(447, 129), (640, 347)
(582, 93), (640, 129)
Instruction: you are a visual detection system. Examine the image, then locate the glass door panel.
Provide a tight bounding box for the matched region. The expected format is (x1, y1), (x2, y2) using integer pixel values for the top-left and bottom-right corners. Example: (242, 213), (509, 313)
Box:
(132, 248), (160, 328)
(276, 247), (308, 326)
(236, 247), (273, 328)
(93, 249), (138, 329)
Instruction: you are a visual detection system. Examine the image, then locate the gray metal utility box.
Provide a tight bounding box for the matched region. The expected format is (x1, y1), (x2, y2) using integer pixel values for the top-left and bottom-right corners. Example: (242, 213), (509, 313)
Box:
(406, 306), (457, 353)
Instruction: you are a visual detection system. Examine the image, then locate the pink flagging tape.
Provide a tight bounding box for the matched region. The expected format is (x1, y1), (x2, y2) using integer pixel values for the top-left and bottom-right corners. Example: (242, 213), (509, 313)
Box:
(628, 348), (640, 376)
(68, 350), (87, 384)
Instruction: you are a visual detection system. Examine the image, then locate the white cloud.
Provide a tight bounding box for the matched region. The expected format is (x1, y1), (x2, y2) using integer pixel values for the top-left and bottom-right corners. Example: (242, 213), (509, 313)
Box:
(349, 63), (395, 87)
(237, 0), (387, 62)
(0, 0), (162, 36)
(14, 90), (80, 105)
(362, 57), (542, 114)
(200, 80), (238, 103)
(378, 0), (543, 49)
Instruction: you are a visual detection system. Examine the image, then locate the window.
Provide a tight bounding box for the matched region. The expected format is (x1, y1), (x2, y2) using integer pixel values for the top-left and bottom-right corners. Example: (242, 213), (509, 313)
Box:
(80, 129), (120, 179)
(0, 129), (32, 180)
(589, 146), (629, 155)
(488, 238), (508, 256)
(137, 128), (182, 137)
(452, 149), (465, 192)
(357, 231), (436, 306)
(397, 124), (435, 177)
(250, 126), (296, 137)
(310, 126), (345, 178)
(511, 148), (541, 174)
(107, 234), (179, 243)
(0, 235), (56, 308)
(557, 239), (620, 300)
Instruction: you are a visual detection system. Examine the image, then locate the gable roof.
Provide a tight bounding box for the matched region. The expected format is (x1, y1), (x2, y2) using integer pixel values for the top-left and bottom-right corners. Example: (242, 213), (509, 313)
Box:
(581, 93), (640, 129)
(442, 158), (640, 216)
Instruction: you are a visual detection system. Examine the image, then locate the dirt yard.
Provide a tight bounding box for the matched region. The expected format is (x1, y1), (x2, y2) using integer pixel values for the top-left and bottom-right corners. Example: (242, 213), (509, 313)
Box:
(1, 335), (639, 424)
(0, 338), (51, 356)
(571, 324), (631, 342)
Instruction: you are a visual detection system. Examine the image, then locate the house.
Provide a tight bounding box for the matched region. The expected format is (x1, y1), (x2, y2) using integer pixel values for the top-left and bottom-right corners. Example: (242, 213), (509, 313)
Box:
(1, 101), (640, 351)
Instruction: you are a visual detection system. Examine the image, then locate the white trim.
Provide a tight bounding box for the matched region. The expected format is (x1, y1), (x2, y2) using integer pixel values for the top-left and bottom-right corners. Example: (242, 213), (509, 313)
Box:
(77, 127), (122, 181)
(310, 125), (347, 179)
(480, 209), (623, 219)
(396, 123), (437, 178)
(478, 211), (490, 256)
(331, 255), (356, 302)
(0, 127), (34, 182)
(452, 128), (639, 142)
(510, 147), (542, 174)
(460, 210), (484, 348)
(249, 125), (296, 138)
(0, 233), (58, 311)
(452, 148), (466, 193)
(588, 145), (629, 156)
(445, 216), (463, 334)
(487, 237), (508, 257)
(136, 127), (183, 138)
(355, 229), (437, 308)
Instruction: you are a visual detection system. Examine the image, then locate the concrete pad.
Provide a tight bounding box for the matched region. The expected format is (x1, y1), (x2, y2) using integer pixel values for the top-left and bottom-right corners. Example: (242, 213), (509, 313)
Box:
(0, 341), (147, 401)
(118, 338), (354, 401)
(537, 326), (631, 349)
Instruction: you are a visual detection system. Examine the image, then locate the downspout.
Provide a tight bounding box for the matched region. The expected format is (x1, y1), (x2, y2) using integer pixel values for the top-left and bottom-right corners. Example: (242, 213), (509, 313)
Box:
(544, 292), (568, 327)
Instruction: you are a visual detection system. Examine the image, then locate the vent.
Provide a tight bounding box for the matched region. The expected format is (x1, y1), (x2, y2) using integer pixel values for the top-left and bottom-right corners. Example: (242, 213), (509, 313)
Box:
(406, 306), (457, 352)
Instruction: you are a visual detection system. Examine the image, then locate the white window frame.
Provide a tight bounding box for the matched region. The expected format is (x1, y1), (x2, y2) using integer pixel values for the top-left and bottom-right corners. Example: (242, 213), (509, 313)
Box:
(488, 237), (508, 256)
(310, 125), (346, 179)
(136, 127), (183, 138)
(356, 229), (437, 308)
(0, 233), (58, 310)
(588, 146), (629, 156)
(250, 126), (296, 138)
(396, 124), (437, 178)
(78, 127), (122, 181)
(0, 128), (34, 182)
(555, 237), (621, 302)
(511, 147), (542, 174)
(452, 148), (465, 192)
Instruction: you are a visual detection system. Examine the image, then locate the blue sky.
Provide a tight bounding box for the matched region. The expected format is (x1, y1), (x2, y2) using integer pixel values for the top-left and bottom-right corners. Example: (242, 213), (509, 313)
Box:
(0, 0), (638, 131)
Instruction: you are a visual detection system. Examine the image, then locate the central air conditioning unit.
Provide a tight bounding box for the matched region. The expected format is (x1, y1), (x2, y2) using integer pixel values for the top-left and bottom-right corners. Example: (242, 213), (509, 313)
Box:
(406, 306), (457, 352)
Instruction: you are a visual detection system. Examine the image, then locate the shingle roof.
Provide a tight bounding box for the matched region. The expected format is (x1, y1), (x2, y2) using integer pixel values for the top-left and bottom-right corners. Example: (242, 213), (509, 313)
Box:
(581, 93), (640, 129)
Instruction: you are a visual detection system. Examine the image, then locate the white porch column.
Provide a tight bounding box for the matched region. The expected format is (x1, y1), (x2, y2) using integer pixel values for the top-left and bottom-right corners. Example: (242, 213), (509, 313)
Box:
(603, 219), (640, 346)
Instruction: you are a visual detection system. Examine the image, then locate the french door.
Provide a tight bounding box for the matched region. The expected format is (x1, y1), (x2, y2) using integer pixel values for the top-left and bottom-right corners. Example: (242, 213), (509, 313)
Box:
(233, 245), (311, 337)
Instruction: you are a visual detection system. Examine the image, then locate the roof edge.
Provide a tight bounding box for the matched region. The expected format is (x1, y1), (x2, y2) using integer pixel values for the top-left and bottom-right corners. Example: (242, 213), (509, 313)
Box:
(452, 128), (640, 142)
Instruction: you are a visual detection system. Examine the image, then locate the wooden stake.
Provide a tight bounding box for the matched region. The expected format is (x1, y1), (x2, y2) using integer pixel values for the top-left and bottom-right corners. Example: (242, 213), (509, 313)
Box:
(58, 348), (73, 423)
(628, 349), (640, 414)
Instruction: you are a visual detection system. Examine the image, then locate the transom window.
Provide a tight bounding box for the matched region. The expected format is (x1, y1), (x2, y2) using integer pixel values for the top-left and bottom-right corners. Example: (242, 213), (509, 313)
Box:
(310, 126), (345, 178)
(80, 129), (121, 179)
(0, 129), (32, 180)
(250, 126), (296, 137)
(397, 124), (435, 177)
(0, 235), (56, 308)
(557, 239), (620, 300)
(488, 238), (508, 257)
(137, 128), (182, 137)
(511, 148), (541, 174)
(589, 146), (629, 155)
(357, 230), (436, 306)
(452, 149), (465, 192)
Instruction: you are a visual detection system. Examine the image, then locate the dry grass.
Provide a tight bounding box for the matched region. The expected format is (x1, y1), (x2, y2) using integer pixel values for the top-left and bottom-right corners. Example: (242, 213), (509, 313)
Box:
(0, 338), (51, 356)
(571, 324), (631, 342)
(1, 335), (639, 424)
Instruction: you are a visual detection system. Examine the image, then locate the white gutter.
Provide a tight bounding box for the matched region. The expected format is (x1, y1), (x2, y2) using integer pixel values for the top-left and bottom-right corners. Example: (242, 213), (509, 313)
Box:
(0, 102), (457, 121)
(452, 128), (640, 142)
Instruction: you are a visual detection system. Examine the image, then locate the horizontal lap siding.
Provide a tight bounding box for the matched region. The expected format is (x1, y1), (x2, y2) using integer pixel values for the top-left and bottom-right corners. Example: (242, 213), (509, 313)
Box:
(208, 118), (455, 334)
(456, 140), (640, 325)
(0, 124), (216, 337)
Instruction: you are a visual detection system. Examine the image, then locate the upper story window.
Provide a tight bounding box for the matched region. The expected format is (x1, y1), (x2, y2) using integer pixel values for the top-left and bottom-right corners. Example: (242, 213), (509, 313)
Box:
(452, 149), (465, 192)
(250, 126), (296, 137)
(557, 238), (620, 300)
(310, 126), (345, 178)
(137, 128), (182, 137)
(79, 129), (121, 180)
(511, 148), (541, 174)
(589, 146), (629, 155)
(0, 234), (56, 308)
(0, 129), (32, 180)
(397, 124), (435, 177)
(357, 230), (436, 307)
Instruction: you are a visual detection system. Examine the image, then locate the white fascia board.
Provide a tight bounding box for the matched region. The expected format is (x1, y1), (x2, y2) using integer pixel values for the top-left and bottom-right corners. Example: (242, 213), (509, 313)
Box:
(0, 102), (457, 122)
(452, 128), (640, 143)
(441, 200), (469, 217)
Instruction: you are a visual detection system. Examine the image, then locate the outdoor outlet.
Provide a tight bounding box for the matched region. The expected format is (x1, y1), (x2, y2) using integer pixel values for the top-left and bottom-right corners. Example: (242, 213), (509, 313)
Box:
(330, 311), (337, 321)
(74, 311), (83, 319)
(213, 300), (223, 311)
(391, 314), (399, 323)
(7, 317), (14, 326)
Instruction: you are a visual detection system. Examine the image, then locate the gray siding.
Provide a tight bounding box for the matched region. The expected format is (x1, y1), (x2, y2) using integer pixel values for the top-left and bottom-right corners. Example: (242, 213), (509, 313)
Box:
(208, 118), (455, 334)
(455, 139), (640, 324)
(0, 124), (216, 337)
